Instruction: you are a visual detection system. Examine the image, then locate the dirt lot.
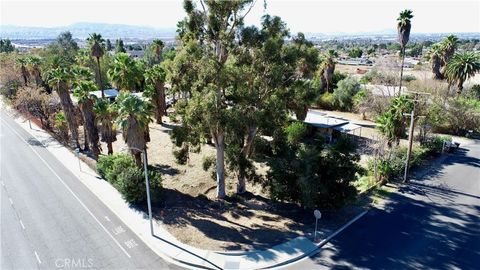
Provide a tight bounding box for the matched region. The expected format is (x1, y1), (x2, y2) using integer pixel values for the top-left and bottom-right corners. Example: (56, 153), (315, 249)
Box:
(95, 118), (367, 251)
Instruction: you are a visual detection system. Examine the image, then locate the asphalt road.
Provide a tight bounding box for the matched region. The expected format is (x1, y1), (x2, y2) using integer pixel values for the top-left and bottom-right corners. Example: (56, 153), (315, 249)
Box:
(0, 110), (180, 269)
(285, 140), (480, 270)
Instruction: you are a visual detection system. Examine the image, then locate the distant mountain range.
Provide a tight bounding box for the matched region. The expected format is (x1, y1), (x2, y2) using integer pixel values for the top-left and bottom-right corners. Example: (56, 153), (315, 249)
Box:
(0, 22), (177, 40)
(1, 22), (479, 42)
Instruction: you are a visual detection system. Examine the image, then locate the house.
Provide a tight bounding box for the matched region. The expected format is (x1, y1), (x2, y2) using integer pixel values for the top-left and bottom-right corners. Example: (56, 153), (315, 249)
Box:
(304, 110), (362, 143)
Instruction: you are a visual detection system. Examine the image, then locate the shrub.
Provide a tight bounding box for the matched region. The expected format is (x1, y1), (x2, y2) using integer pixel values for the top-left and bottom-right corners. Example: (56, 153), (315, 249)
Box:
(97, 154), (136, 185)
(332, 77), (361, 111)
(116, 166), (163, 204)
(201, 155), (215, 171)
(97, 153), (162, 204)
(173, 145), (189, 165)
(285, 122), (307, 145)
(316, 92), (334, 110)
(421, 135), (452, 156)
(53, 112), (69, 142)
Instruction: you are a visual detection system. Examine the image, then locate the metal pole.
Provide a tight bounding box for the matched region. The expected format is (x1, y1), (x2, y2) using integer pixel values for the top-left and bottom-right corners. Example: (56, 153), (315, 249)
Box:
(403, 97), (416, 183)
(143, 149), (154, 236)
(314, 218), (318, 241)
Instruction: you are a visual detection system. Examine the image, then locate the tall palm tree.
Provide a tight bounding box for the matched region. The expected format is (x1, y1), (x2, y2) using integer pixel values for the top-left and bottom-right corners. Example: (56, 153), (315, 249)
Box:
(397, 9), (413, 96)
(107, 53), (141, 92)
(16, 57), (30, 86)
(47, 68), (80, 149)
(445, 52), (480, 94)
(323, 49), (338, 92)
(439, 35), (459, 76)
(427, 44), (444, 80)
(94, 99), (117, 155)
(26, 55), (43, 87)
(144, 64), (167, 124)
(115, 92), (152, 167)
(87, 33), (106, 98)
(73, 81), (101, 158)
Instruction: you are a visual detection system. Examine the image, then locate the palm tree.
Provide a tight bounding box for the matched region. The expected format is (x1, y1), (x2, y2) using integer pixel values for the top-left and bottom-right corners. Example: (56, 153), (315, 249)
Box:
(73, 81), (101, 158)
(151, 39), (164, 59)
(144, 64), (167, 124)
(16, 57), (30, 86)
(377, 95), (413, 146)
(94, 99), (117, 155)
(397, 9), (413, 96)
(115, 92), (152, 167)
(323, 49), (338, 92)
(427, 44), (444, 80)
(445, 52), (480, 94)
(87, 33), (106, 98)
(107, 53), (141, 92)
(47, 68), (80, 149)
(26, 55), (43, 87)
(439, 35), (459, 76)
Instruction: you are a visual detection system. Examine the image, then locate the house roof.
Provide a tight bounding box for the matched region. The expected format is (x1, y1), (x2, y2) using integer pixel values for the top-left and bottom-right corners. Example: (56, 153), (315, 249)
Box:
(90, 89), (119, 98)
(304, 110), (349, 128)
(333, 122), (362, 133)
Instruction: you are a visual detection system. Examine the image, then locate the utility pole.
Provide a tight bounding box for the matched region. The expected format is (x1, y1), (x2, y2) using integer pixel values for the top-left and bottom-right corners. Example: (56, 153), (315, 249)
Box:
(403, 91), (429, 183)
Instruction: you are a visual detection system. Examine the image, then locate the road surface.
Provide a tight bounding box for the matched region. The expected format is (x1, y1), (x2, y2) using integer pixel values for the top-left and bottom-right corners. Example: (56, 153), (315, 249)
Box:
(0, 109), (179, 269)
(285, 140), (480, 270)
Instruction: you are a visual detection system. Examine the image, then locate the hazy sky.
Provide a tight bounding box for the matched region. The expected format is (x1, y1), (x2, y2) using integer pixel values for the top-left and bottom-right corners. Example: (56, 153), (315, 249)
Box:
(1, 0), (479, 33)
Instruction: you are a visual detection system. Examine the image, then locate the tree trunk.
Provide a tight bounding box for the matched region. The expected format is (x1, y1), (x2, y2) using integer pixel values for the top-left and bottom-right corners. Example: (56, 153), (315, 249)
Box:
(107, 142), (113, 155)
(398, 47), (405, 97)
(154, 81), (166, 124)
(83, 125), (90, 151)
(236, 126), (257, 194)
(80, 100), (101, 159)
(133, 152), (142, 168)
(57, 82), (80, 148)
(214, 131), (226, 199)
(97, 57), (104, 98)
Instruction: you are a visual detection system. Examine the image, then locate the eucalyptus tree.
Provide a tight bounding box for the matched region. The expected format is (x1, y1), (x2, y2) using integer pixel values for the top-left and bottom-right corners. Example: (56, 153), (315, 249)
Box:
(73, 81), (101, 158)
(445, 52), (480, 94)
(87, 33), (106, 97)
(94, 99), (117, 155)
(396, 9), (413, 96)
(144, 64), (167, 123)
(46, 68), (80, 149)
(115, 92), (153, 167)
(173, 0), (256, 199)
(107, 53), (142, 91)
(229, 14), (291, 193)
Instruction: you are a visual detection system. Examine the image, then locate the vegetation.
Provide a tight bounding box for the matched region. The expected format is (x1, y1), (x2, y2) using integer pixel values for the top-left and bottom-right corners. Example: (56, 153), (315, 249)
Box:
(445, 52), (480, 94)
(396, 9), (413, 97)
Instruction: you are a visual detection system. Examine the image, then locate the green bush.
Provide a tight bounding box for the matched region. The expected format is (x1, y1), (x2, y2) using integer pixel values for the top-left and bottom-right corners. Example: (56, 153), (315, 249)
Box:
(116, 166), (163, 204)
(285, 122), (307, 145)
(317, 92), (334, 110)
(421, 135), (452, 156)
(173, 146), (189, 165)
(201, 155), (215, 171)
(97, 154), (136, 185)
(331, 77), (361, 111)
(97, 154), (162, 204)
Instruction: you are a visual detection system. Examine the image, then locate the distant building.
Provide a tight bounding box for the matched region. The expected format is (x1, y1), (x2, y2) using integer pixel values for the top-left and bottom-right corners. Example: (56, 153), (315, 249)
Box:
(304, 110), (362, 143)
(126, 50), (144, 58)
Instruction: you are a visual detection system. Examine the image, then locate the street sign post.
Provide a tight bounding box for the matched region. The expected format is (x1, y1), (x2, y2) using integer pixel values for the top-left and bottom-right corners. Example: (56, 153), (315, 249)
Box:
(314, 209), (322, 241)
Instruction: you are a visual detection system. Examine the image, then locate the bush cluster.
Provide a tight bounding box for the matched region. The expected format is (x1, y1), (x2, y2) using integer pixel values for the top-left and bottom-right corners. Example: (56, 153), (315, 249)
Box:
(97, 154), (162, 204)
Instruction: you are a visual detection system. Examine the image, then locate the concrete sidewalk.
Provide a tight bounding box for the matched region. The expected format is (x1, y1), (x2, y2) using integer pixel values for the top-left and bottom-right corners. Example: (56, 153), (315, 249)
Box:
(6, 107), (367, 270)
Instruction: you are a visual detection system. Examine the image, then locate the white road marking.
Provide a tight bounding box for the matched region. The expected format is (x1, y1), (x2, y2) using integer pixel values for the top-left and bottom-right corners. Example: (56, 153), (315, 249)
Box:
(19, 219), (25, 230)
(105, 216), (111, 222)
(113, 226), (126, 235)
(1, 118), (132, 259)
(9, 197), (13, 205)
(124, 239), (138, 249)
(34, 251), (41, 264)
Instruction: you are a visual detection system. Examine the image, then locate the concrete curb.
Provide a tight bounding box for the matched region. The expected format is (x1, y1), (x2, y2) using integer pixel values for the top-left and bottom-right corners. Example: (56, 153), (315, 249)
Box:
(3, 103), (369, 270)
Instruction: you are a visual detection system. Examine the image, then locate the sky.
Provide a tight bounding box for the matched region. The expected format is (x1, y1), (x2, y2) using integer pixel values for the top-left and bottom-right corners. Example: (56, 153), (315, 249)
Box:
(1, 0), (479, 34)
